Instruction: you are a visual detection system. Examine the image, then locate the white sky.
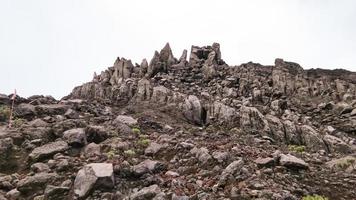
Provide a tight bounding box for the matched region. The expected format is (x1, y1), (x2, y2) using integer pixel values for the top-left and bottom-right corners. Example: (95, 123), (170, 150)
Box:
(1, 0), (356, 99)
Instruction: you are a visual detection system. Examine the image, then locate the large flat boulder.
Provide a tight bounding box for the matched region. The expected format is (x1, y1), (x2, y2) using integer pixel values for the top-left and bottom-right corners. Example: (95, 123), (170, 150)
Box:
(29, 141), (69, 162)
(17, 173), (57, 194)
(279, 154), (308, 169)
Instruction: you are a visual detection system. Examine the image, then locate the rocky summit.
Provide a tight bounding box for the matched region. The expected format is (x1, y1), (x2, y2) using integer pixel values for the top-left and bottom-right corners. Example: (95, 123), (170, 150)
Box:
(1, 43), (356, 200)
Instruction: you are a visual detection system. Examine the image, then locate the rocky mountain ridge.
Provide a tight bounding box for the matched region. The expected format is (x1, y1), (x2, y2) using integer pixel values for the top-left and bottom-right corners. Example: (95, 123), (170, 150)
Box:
(0, 43), (355, 200)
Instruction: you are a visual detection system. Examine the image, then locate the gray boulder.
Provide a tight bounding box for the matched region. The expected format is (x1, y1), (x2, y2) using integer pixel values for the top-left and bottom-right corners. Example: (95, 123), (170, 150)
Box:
(190, 147), (213, 165)
(240, 106), (270, 134)
(129, 184), (161, 200)
(132, 160), (165, 176)
(218, 159), (244, 187)
(44, 185), (70, 200)
(145, 142), (165, 156)
(114, 115), (138, 126)
(29, 141), (69, 162)
(17, 173), (57, 193)
(137, 78), (152, 101)
(63, 128), (87, 147)
(182, 95), (205, 125)
(35, 104), (69, 116)
(15, 103), (36, 118)
(279, 154), (308, 169)
(73, 163), (114, 199)
(151, 86), (170, 103)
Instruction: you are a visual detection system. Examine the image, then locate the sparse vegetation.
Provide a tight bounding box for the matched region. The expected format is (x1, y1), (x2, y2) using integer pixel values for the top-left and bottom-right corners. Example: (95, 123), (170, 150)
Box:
(106, 150), (116, 160)
(347, 158), (355, 169)
(288, 145), (306, 153)
(137, 138), (150, 147)
(132, 127), (141, 135)
(336, 157), (356, 170)
(124, 149), (136, 157)
(302, 195), (328, 200)
(12, 118), (26, 127)
(0, 105), (11, 122)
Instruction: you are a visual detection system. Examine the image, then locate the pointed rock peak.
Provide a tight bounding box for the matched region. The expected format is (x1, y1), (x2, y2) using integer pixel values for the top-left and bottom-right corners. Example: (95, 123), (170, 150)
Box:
(141, 59), (148, 68)
(179, 49), (188, 63)
(149, 51), (160, 65)
(159, 43), (175, 63)
(114, 57), (121, 65)
(212, 42), (221, 60)
(162, 42), (171, 51)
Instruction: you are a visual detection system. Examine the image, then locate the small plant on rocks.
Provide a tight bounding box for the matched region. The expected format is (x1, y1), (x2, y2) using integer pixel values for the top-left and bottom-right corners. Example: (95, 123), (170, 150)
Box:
(132, 127), (141, 135)
(302, 195), (328, 200)
(124, 149), (136, 157)
(336, 157), (356, 170)
(288, 145), (306, 153)
(346, 158), (355, 170)
(137, 138), (150, 147)
(12, 118), (26, 127)
(0, 105), (11, 122)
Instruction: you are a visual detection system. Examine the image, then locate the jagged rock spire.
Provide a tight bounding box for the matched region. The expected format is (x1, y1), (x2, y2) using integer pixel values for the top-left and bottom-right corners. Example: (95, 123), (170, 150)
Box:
(139, 59), (148, 77)
(179, 49), (188, 63)
(145, 43), (178, 77)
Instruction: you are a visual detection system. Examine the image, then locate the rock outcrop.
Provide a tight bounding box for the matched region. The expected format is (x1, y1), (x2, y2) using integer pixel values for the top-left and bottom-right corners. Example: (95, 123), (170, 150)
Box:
(1, 42), (356, 200)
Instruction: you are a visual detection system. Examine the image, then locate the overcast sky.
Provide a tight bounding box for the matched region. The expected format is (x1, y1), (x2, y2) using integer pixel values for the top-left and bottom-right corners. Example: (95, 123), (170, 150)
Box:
(1, 0), (356, 99)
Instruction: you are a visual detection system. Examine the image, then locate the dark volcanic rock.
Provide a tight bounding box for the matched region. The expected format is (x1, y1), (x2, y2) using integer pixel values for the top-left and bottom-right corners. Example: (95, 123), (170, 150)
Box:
(29, 141), (69, 162)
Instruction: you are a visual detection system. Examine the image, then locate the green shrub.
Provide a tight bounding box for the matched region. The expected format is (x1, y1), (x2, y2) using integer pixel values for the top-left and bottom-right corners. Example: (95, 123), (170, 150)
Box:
(132, 127), (141, 135)
(137, 138), (150, 147)
(336, 158), (355, 170)
(106, 150), (116, 160)
(124, 149), (136, 157)
(302, 195), (328, 200)
(12, 118), (26, 127)
(0, 105), (11, 122)
(288, 145), (305, 153)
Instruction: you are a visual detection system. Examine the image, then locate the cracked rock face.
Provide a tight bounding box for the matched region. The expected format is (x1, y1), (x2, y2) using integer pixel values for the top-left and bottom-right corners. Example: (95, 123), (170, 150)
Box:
(1, 43), (356, 200)
(73, 163), (114, 199)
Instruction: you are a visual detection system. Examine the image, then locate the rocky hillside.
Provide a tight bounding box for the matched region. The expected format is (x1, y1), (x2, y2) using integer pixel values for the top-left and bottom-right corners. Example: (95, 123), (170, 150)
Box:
(0, 43), (356, 200)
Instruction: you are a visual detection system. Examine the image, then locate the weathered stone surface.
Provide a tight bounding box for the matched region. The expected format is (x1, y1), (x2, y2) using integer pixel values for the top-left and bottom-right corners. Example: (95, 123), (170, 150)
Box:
(63, 128), (87, 147)
(279, 154), (308, 169)
(132, 160), (165, 176)
(326, 156), (356, 172)
(145, 142), (165, 156)
(15, 103), (36, 118)
(254, 157), (275, 168)
(300, 125), (325, 151)
(73, 163), (114, 199)
(151, 86), (170, 103)
(240, 106), (270, 134)
(182, 95), (205, 125)
(114, 115), (138, 126)
(129, 184), (161, 200)
(83, 142), (101, 158)
(218, 159), (244, 186)
(5, 42), (356, 199)
(137, 78), (152, 101)
(29, 118), (48, 127)
(35, 104), (69, 115)
(44, 185), (70, 200)
(29, 141), (69, 161)
(17, 173), (57, 193)
(85, 125), (110, 143)
(190, 147), (213, 165)
(323, 134), (351, 154)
